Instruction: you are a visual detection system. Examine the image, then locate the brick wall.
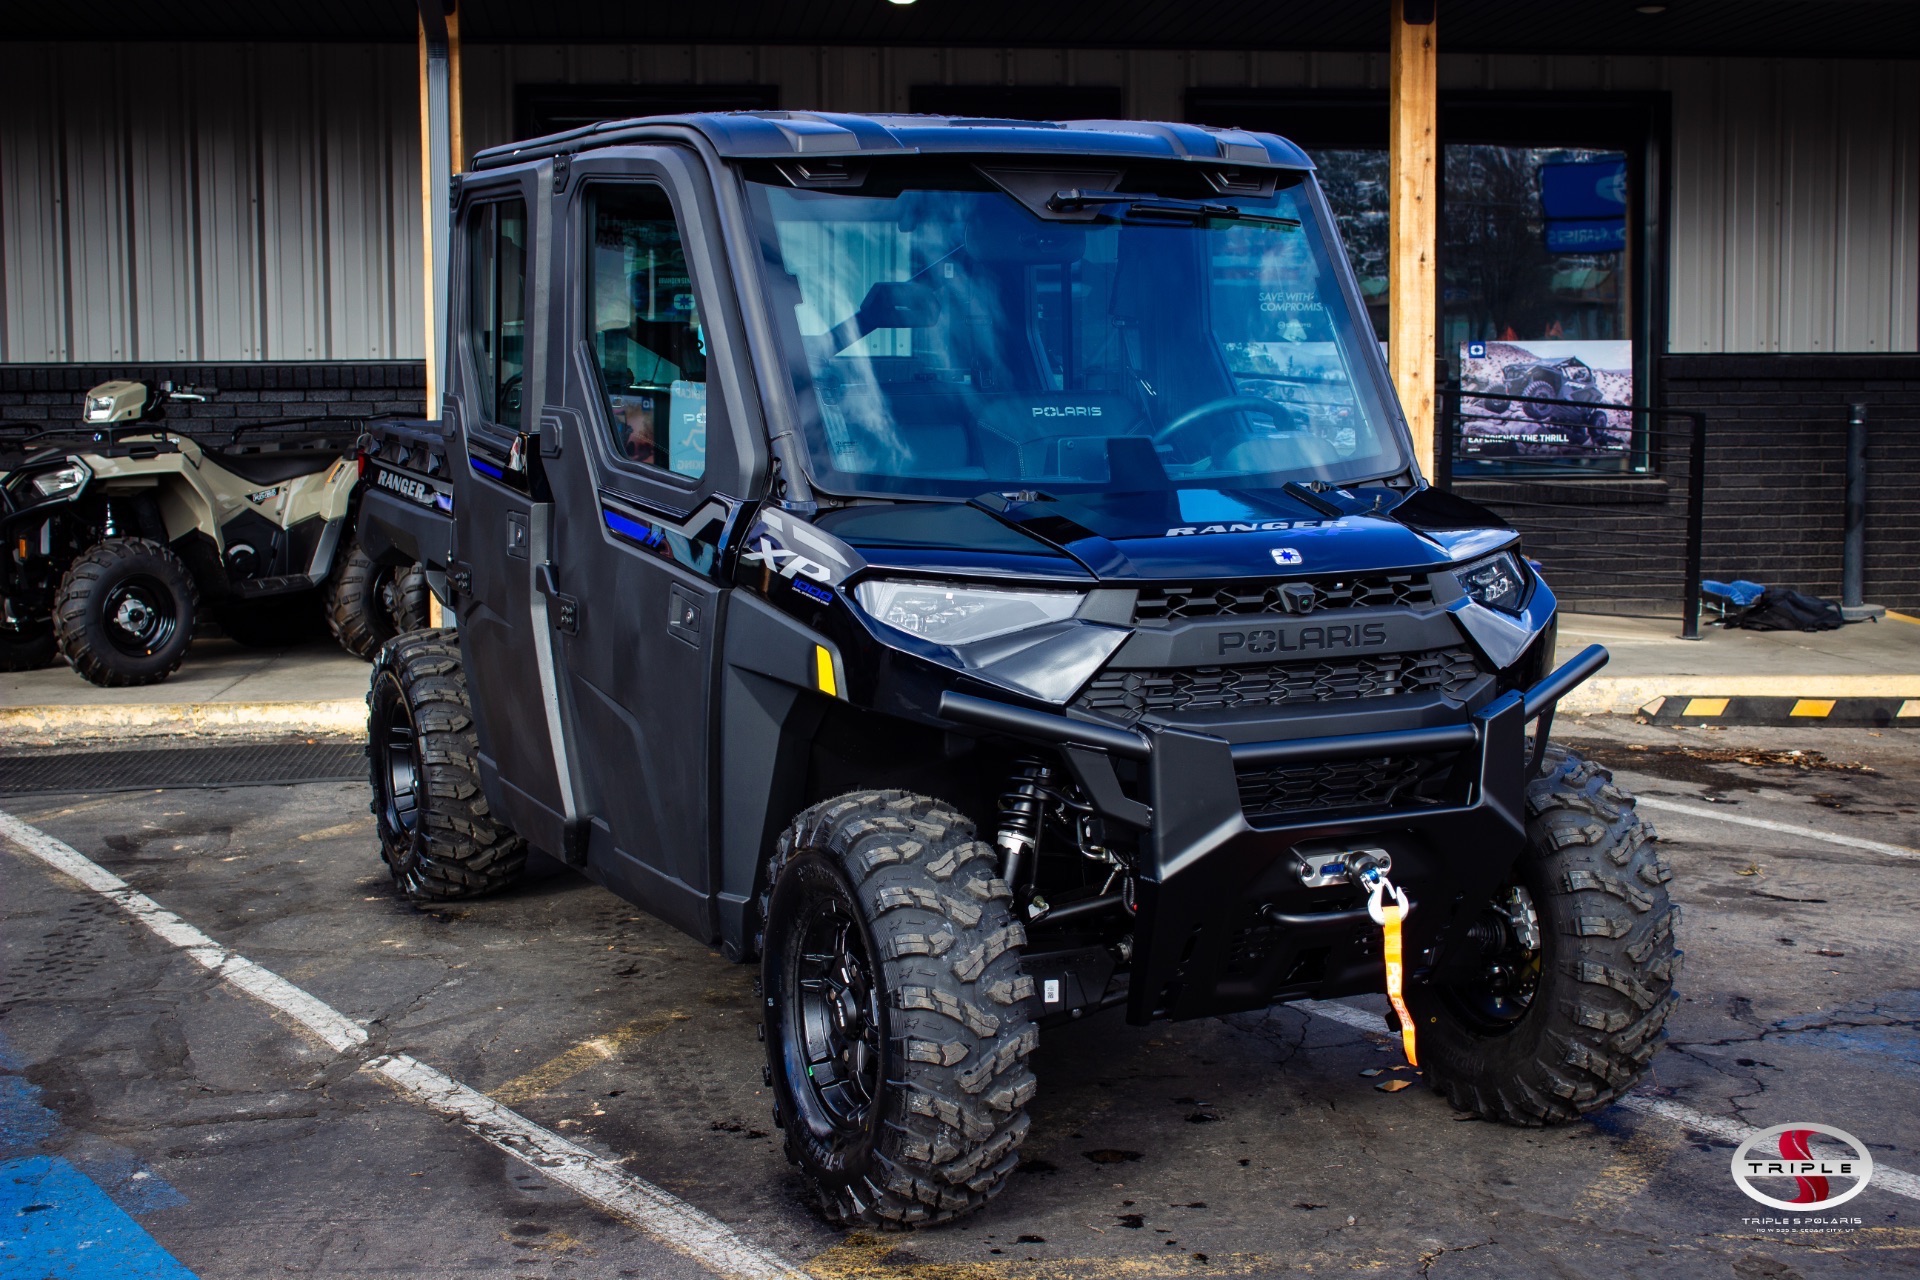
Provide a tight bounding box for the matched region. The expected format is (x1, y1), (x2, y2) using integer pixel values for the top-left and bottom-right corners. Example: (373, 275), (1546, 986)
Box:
(1453, 354), (1920, 617)
(0, 361), (425, 450)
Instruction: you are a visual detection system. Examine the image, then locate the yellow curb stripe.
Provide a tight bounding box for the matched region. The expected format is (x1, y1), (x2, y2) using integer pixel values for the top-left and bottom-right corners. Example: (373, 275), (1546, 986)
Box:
(1790, 698), (1836, 717)
(1680, 697), (1729, 717)
(1887, 610), (1920, 626)
(1900, 700), (1920, 718)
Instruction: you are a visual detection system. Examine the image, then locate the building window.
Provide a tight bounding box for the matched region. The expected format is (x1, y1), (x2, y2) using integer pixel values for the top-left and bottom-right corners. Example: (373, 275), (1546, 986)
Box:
(1185, 89), (1666, 475)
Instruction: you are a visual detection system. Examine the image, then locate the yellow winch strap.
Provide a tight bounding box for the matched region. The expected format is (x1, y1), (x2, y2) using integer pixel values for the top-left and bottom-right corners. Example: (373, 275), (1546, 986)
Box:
(1381, 902), (1418, 1067)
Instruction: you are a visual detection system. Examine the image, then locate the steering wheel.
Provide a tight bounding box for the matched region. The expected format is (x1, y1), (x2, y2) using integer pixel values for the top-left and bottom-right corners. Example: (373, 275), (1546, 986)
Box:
(499, 372), (523, 417)
(1151, 395), (1291, 446)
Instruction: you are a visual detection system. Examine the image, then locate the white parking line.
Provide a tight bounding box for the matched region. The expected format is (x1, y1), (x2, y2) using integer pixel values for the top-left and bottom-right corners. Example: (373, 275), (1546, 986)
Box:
(1294, 999), (1920, 1204)
(1635, 795), (1920, 862)
(0, 807), (811, 1280)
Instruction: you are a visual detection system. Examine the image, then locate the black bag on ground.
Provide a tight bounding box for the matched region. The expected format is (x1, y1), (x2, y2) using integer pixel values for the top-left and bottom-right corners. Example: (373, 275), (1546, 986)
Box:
(1723, 587), (1846, 632)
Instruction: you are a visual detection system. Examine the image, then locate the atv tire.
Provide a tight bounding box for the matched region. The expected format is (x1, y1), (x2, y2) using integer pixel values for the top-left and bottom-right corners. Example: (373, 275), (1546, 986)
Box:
(759, 791), (1038, 1228)
(367, 628), (527, 902)
(1419, 745), (1680, 1125)
(53, 537), (198, 687)
(0, 619), (57, 671)
(328, 538), (429, 660)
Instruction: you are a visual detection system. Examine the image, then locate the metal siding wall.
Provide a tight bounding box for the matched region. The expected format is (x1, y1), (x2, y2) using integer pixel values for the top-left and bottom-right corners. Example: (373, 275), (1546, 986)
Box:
(0, 42), (421, 363)
(1, 42), (1912, 361)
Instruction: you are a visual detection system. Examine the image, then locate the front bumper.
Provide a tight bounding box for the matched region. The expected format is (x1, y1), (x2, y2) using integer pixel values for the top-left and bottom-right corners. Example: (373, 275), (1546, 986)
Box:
(940, 644), (1609, 1025)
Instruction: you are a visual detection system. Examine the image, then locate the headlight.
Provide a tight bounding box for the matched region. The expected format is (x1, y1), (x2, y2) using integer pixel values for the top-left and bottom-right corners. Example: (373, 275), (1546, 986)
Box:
(855, 579), (1082, 646)
(29, 461), (90, 499)
(1455, 551), (1527, 614)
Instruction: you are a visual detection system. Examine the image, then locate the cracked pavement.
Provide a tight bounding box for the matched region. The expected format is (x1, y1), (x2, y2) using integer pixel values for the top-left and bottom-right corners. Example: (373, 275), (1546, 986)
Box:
(3, 720), (1918, 1278)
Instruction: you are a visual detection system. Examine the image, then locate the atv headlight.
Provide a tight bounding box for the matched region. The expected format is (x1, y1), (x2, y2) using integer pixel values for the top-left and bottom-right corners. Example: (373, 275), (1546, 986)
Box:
(1455, 551), (1527, 615)
(855, 579), (1082, 647)
(29, 460), (90, 500)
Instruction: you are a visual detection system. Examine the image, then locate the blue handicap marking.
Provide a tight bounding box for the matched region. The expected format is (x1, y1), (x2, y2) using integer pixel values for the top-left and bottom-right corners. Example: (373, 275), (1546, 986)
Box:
(1, 1155), (198, 1279)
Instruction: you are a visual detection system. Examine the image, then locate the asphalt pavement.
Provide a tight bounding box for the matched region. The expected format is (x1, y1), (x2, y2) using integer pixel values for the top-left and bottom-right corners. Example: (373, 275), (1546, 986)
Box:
(3, 717), (1918, 1278)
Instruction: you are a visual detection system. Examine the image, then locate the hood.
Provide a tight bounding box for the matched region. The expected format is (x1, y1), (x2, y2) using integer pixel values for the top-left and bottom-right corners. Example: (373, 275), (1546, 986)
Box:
(813, 485), (1514, 583)
(972, 486), (1467, 580)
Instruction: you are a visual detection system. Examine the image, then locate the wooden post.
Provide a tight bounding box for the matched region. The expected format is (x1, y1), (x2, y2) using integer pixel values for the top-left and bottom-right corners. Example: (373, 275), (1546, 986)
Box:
(417, 3), (455, 420)
(1389, 0), (1438, 477)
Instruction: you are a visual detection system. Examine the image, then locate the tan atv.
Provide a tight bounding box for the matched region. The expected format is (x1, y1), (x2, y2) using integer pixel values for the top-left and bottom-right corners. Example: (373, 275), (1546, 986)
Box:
(0, 380), (424, 685)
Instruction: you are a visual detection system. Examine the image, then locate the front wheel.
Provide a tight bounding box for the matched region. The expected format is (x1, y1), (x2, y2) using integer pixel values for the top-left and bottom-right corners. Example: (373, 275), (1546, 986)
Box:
(53, 538), (198, 686)
(759, 792), (1038, 1228)
(1417, 746), (1680, 1124)
(367, 629), (526, 902)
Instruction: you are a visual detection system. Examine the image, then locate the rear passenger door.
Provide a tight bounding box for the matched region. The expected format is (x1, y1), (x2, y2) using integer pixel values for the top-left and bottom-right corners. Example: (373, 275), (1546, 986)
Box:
(447, 182), (575, 852)
(538, 148), (764, 937)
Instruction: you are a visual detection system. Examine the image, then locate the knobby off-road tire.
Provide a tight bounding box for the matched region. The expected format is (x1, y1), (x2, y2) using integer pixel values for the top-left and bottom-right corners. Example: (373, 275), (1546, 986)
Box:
(367, 628), (526, 903)
(0, 619), (58, 671)
(759, 791), (1039, 1228)
(328, 538), (429, 660)
(53, 537), (198, 687)
(1420, 745), (1680, 1124)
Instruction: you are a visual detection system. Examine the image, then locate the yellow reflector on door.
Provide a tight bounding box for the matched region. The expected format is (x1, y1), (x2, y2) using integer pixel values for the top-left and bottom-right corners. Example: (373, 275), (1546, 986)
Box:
(814, 645), (838, 697)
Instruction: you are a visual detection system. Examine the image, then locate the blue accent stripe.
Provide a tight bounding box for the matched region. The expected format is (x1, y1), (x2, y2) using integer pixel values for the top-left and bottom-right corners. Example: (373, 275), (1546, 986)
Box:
(1, 1156), (198, 1279)
(603, 508), (666, 549)
(469, 456), (505, 480)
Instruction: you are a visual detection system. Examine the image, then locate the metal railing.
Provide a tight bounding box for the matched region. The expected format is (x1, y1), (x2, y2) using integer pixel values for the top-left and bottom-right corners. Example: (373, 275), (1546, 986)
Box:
(1435, 384), (1709, 639)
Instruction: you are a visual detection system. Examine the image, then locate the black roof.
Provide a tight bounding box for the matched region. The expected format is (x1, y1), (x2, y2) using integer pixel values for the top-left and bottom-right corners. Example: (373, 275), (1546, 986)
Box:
(472, 112), (1314, 171)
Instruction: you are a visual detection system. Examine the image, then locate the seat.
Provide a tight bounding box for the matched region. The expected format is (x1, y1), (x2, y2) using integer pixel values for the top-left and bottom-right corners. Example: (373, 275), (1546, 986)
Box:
(202, 448), (345, 486)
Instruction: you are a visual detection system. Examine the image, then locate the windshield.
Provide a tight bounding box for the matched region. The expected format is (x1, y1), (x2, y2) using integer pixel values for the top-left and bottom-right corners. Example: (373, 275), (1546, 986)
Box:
(744, 161), (1406, 500)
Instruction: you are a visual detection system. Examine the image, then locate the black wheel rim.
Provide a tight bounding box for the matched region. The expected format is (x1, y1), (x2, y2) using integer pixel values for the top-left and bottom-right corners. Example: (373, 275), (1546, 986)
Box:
(787, 890), (884, 1137)
(376, 674), (424, 845)
(1439, 881), (1545, 1034)
(102, 575), (179, 657)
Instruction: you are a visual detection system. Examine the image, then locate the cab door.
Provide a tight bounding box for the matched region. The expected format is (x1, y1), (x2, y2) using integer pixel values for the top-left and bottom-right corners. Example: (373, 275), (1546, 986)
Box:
(536, 147), (764, 937)
(447, 179), (578, 854)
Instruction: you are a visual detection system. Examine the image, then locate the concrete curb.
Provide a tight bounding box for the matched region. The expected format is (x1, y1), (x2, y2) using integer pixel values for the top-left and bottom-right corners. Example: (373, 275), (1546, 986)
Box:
(1559, 674), (1920, 716)
(0, 699), (366, 745)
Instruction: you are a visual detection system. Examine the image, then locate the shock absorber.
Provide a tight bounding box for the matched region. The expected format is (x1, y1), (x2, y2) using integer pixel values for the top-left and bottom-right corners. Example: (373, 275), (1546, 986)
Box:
(996, 756), (1054, 905)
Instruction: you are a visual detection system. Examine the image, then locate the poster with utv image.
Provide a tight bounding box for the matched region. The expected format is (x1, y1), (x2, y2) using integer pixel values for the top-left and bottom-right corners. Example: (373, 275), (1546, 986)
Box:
(1459, 339), (1633, 459)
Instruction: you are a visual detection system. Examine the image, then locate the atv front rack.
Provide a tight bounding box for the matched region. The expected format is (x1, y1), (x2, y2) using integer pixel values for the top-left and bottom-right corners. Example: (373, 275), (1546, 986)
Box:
(939, 644), (1610, 1024)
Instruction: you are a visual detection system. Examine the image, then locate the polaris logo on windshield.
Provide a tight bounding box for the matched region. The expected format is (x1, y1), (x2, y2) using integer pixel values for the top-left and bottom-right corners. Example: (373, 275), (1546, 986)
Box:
(1032, 404), (1104, 417)
(1219, 621), (1389, 656)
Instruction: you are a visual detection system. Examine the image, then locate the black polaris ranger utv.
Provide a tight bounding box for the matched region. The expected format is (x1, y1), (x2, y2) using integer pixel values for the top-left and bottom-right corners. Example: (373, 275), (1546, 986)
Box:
(357, 112), (1679, 1229)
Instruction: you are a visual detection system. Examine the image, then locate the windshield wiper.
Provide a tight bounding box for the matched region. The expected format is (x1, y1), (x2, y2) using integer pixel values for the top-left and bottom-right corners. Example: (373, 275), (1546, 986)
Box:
(1046, 189), (1300, 228)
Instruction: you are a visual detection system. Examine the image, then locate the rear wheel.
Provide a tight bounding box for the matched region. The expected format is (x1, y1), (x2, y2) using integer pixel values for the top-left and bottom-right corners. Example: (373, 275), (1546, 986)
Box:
(760, 791), (1038, 1228)
(53, 538), (198, 687)
(1418, 746), (1680, 1124)
(367, 628), (526, 902)
(328, 538), (427, 660)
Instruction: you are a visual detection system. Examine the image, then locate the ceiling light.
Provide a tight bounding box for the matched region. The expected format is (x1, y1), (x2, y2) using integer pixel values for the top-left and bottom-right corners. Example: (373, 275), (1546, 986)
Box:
(1635, 4), (1667, 12)
(888, 0), (917, 5)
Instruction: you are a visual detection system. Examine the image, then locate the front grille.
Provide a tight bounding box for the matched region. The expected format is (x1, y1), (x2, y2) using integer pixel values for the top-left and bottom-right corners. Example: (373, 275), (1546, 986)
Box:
(1134, 573), (1433, 622)
(1074, 646), (1482, 722)
(1236, 754), (1450, 822)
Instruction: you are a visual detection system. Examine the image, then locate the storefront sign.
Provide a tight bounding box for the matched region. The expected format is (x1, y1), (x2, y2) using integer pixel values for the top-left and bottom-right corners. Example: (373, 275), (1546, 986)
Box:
(1458, 339), (1632, 459)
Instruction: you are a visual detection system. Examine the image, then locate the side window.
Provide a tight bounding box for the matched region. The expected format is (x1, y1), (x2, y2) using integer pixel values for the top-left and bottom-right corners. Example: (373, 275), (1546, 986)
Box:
(464, 199), (528, 429)
(585, 184), (709, 481)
